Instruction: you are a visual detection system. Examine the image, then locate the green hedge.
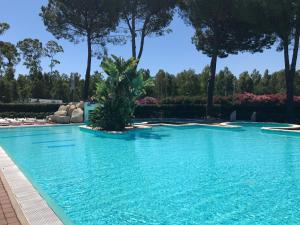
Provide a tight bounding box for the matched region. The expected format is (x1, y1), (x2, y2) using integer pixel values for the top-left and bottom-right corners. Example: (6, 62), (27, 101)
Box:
(0, 104), (60, 119)
(135, 104), (300, 123)
(1, 103), (300, 123)
(135, 104), (219, 119)
(0, 112), (53, 119)
(0, 104), (60, 113)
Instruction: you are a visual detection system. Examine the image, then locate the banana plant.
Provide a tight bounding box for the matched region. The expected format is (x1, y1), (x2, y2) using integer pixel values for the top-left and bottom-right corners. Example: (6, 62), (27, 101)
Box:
(90, 55), (153, 131)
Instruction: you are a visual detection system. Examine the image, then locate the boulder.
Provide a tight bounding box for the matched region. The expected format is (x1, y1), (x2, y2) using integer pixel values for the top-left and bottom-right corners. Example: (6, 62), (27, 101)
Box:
(67, 104), (76, 116)
(54, 110), (67, 116)
(70, 108), (84, 123)
(50, 115), (70, 124)
(58, 105), (70, 112)
(76, 101), (84, 109)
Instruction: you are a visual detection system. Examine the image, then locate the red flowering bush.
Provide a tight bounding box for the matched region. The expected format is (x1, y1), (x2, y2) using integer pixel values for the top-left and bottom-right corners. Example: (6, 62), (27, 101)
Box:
(234, 93), (283, 106)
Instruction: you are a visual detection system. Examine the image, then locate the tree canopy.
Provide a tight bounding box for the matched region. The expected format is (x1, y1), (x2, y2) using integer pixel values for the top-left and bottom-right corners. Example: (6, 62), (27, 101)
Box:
(41, 0), (121, 100)
(0, 41), (19, 77)
(44, 40), (64, 74)
(0, 23), (9, 36)
(119, 0), (176, 61)
(179, 0), (275, 116)
(246, 0), (300, 120)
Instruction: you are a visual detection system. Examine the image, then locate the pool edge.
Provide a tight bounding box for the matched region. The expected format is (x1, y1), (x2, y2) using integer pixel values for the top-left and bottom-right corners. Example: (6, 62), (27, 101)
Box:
(0, 146), (64, 225)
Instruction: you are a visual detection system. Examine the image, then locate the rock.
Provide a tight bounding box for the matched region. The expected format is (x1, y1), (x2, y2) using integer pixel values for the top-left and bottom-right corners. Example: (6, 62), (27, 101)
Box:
(51, 115), (70, 124)
(70, 108), (84, 123)
(58, 105), (70, 112)
(67, 105), (76, 116)
(76, 101), (84, 109)
(54, 110), (67, 116)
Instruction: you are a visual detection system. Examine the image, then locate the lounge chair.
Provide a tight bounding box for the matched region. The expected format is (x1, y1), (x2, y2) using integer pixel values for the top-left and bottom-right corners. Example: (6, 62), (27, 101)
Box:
(0, 119), (10, 126)
(6, 118), (22, 126)
(22, 118), (37, 125)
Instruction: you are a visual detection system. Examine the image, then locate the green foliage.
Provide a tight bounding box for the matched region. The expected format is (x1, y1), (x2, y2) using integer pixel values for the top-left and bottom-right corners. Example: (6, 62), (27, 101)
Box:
(246, 0), (300, 119)
(17, 38), (44, 74)
(41, 0), (120, 44)
(0, 71), (96, 103)
(135, 104), (209, 119)
(0, 112), (52, 119)
(0, 23), (9, 36)
(119, 0), (176, 60)
(154, 70), (177, 98)
(215, 67), (236, 96)
(44, 40), (64, 73)
(90, 56), (153, 131)
(0, 103), (60, 113)
(180, 0), (275, 58)
(237, 71), (254, 93)
(135, 100), (300, 122)
(0, 41), (20, 77)
(179, 0), (275, 116)
(41, 0), (121, 100)
(0, 103), (60, 119)
(176, 69), (200, 96)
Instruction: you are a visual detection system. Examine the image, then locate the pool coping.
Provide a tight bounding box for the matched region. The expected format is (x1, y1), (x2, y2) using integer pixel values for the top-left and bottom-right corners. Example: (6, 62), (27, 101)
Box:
(0, 146), (64, 225)
(79, 122), (241, 134)
(223, 121), (300, 134)
(0, 123), (84, 129)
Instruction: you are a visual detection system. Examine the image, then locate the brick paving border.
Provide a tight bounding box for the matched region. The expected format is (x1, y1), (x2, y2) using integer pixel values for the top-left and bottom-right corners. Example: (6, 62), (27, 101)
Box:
(0, 179), (20, 225)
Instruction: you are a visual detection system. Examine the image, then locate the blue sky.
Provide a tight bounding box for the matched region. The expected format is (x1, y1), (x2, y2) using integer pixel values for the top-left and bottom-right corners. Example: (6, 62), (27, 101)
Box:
(0, 0), (293, 77)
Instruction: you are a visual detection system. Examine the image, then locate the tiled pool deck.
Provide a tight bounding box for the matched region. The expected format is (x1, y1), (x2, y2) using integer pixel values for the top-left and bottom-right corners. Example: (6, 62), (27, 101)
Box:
(0, 179), (21, 225)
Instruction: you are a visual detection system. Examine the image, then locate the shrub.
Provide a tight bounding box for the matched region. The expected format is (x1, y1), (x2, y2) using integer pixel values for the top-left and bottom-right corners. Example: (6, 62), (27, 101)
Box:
(0, 103), (60, 113)
(161, 96), (206, 105)
(135, 104), (220, 119)
(0, 112), (53, 119)
(90, 56), (153, 131)
(134, 103), (300, 123)
(233, 93), (286, 106)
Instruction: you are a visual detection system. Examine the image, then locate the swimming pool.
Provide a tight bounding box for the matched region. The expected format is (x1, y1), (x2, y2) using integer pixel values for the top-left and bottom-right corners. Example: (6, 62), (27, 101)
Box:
(0, 123), (300, 224)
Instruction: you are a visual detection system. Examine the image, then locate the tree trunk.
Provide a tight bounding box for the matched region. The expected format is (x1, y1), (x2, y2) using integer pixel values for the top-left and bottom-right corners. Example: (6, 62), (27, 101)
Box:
(206, 54), (218, 118)
(84, 35), (92, 101)
(137, 34), (145, 62)
(131, 16), (136, 59)
(137, 17), (150, 62)
(283, 29), (299, 122)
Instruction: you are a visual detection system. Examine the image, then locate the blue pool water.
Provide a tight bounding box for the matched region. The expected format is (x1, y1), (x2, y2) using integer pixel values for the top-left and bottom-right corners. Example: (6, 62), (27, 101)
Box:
(0, 124), (300, 224)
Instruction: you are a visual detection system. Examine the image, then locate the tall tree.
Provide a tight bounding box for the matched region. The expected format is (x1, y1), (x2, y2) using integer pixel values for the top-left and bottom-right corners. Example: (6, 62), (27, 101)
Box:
(249, 0), (300, 121)
(154, 70), (177, 98)
(0, 42), (19, 77)
(44, 40), (64, 74)
(17, 38), (45, 98)
(180, 0), (274, 117)
(119, 0), (176, 61)
(215, 67), (236, 96)
(176, 69), (200, 96)
(0, 23), (16, 77)
(237, 71), (254, 93)
(17, 38), (44, 75)
(41, 0), (121, 100)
